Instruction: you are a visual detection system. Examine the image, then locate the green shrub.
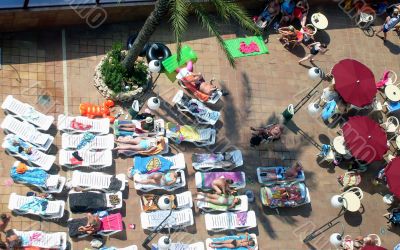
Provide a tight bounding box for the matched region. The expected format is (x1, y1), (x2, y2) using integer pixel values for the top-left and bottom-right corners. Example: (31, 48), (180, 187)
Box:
(101, 43), (148, 93)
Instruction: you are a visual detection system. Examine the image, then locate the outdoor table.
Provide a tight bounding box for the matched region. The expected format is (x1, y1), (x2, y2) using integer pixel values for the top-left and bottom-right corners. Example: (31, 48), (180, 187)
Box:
(341, 192), (361, 212)
(385, 84), (400, 102)
(333, 136), (348, 155)
(311, 13), (328, 30)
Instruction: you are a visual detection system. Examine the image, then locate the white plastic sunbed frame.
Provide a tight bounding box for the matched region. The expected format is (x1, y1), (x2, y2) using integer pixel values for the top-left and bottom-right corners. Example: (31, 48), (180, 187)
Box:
(195, 171), (246, 191)
(1, 115), (54, 151)
(61, 133), (114, 150)
(57, 114), (110, 134)
(1, 95), (55, 131)
(14, 230), (68, 250)
(256, 166), (306, 186)
(204, 211), (257, 232)
(166, 125), (216, 147)
(133, 170), (186, 192)
(68, 190), (123, 212)
(154, 242), (205, 250)
(71, 171), (127, 192)
(196, 194), (248, 213)
(140, 208), (194, 231)
(3, 134), (55, 171)
(68, 213), (123, 238)
(8, 193), (65, 219)
(140, 191), (193, 212)
(59, 149), (112, 169)
(192, 150), (243, 172)
(114, 118), (165, 137)
(131, 153), (186, 174)
(12, 161), (66, 193)
(206, 234), (258, 250)
(172, 90), (220, 125)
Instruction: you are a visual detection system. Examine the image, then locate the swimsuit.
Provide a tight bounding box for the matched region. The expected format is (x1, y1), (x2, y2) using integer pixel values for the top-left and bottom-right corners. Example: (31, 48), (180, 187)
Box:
(161, 172), (175, 185)
(139, 139), (156, 150)
(217, 195), (235, 205)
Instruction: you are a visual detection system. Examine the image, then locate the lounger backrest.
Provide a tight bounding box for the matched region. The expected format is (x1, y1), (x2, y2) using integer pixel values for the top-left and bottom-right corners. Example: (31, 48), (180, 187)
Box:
(2, 95), (28, 116)
(176, 191), (193, 208)
(2, 115), (35, 141)
(72, 171), (111, 188)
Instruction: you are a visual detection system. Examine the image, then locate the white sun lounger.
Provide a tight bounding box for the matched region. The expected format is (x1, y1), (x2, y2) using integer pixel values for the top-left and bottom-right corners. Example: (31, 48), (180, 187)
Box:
(206, 234), (258, 250)
(11, 161), (66, 193)
(57, 114), (110, 134)
(68, 212), (123, 238)
(1, 115), (54, 151)
(166, 123), (216, 147)
(119, 137), (169, 157)
(140, 208), (194, 230)
(14, 230), (68, 250)
(8, 193), (65, 219)
(192, 150), (243, 171)
(204, 211), (257, 232)
(172, 90), (220, 125)
(197, 194), (248, 213)
(154, 242), (205, 250)
(61, 133), (114, 150)
(133, 170), (186, 192)
(114, 118), (165, 137)
(59, 149), (112, 169)
(195, 171), (246, 191)
(140, 191), (193, 212)
(71, 171), (127, 192)
(3, 134), (55, 171)
(68, 190), (123, 212)
(132, 153), (186, 172)
(1, 95), (55, 131)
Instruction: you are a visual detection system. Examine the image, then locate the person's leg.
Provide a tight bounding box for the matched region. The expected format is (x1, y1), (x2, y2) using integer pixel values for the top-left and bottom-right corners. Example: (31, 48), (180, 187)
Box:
(309, 54), (316, 62)
(115, 137), (142, 144)
(212, 184), (223, 194)
(298, 54), (311, 63)
(114, 144), (142, 151)
(135, 178), (157, 185)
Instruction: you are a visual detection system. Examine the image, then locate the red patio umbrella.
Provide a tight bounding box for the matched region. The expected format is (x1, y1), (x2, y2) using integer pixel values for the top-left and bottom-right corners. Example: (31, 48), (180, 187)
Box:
(332, 59), (377, 107)
(342, 116), (388, 163)
(385, 157), (400, 198)
(361, 246), (387, 250)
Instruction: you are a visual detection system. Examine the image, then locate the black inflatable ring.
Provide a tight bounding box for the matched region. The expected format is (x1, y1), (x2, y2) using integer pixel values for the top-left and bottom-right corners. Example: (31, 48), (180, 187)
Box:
(127, 33), (150, 57)
(146, 43), (172, 63)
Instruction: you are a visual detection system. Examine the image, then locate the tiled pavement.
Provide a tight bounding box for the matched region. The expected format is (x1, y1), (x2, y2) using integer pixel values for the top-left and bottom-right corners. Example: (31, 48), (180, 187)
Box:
(0, 6), (400, 250)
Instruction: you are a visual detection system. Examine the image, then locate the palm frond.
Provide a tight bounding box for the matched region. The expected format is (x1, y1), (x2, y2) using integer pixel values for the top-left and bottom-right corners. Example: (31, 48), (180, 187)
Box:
(211, 0), (260, 35)
(208, 0), (230, 21)
(192, 4), (236, 68)
(169, 0), (190, 62)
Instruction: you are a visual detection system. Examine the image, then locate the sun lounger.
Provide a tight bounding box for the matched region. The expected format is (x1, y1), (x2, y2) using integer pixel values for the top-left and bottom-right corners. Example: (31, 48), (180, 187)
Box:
(206, 234), (258, 250)
(3, 134), (55, 171)
(13, 230), (68, 250)
(197, 194), (248, 213)
(59, 149), (112, 169)
(192, 150), (243, 171)
(118, 137), (169, 157)
(61, 133), (114, 150)
(140, 191), (193, 212)
(68, 190), (123, 213)
(204, 211), (257, 232)
(166, 122), (216, 147)
(154, 242), (205, 250)
(260, 182), (311, 208)
(8, 193), (65, 219)
(1, 95), (55, 131)
(172, 90), (220, 125)
(129, 153), (186, 177)
(68, 212), (123, 238)
(11, 161), (66, 193)
(57, 114), (110, 134)
(257, 166), (305, 185)
(140, 208), (194, 230)
(133, 170), (186, 192)
(1, 115), (54, 151)
(195, 171), (246, 191)
(114, 118), (165, 137)
(71, 171), (127, 192)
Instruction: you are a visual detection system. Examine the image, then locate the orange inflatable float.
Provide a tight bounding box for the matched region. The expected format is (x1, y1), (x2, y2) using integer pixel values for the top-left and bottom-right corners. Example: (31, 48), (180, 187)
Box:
(79, 100), (116, 123)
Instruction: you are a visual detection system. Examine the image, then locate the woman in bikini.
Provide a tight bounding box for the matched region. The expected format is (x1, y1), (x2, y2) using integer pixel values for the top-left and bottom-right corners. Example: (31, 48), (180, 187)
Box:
(195, 192), (241, 209)
(209, 232), (256, 249)
(78, 213), (101, 235)
(134, 171), (181, 186)
(113, 136), (164, 154)
(117, 116), (154, 133)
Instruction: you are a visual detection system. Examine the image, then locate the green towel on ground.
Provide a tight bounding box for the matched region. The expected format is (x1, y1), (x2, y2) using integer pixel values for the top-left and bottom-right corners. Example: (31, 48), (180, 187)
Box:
(223, 36), (269, 58)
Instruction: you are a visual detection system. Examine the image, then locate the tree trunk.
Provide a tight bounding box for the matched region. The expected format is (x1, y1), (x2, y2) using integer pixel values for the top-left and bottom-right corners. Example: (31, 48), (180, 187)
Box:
(122, 0), (169, 70)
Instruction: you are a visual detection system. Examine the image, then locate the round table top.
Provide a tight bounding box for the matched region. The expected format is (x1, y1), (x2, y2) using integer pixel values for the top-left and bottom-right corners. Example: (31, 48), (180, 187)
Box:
(385, 84), (400, 102)
(342, 192), (361, 212)
(311, 13), (328, 30)
(333, 136), (348, 155)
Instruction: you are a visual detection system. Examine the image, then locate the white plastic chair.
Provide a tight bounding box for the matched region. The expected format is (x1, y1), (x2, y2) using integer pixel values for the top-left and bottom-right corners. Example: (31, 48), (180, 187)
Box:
(342, 187), (364, 200)
(70, 171), (127, 192)
(356, 12), (374, 28)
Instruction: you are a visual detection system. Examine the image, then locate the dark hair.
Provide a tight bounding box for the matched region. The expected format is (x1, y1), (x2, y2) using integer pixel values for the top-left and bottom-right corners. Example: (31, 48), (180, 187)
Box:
(176, 172), (182, 178)
(226, 179), (234, 184)
(321, 43), (327, 48)
(250, 135), (262, 146)
(235, 198), (241, 205)
(0, 241), (6, 250)
(248, 240), (255, 246)
(0, 214), (7, 221)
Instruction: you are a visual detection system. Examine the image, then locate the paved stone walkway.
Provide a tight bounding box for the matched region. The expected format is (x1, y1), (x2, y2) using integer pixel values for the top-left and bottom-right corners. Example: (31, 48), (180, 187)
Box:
(0, 5), (399, 250)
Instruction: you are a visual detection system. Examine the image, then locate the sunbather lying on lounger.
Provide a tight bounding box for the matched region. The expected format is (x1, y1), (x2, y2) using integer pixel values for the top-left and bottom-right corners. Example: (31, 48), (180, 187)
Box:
(135, 171), (181, 186)
(114, 136), (164, 155)
(212, 176), (237, 195)
(209, 232), (256, 249)
(78, 213), (101, 235)
(5, 229), (22, 249)
(195, 193), (241, 209)
(117, 117), (154, 133)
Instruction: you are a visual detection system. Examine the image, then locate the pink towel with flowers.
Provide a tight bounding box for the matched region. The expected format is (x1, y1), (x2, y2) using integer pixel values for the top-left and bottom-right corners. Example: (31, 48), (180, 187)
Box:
(239, 41), (260, 54)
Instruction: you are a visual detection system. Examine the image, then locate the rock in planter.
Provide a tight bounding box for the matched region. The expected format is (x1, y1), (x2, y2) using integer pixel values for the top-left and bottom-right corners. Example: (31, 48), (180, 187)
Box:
(93, 54), (151, 102)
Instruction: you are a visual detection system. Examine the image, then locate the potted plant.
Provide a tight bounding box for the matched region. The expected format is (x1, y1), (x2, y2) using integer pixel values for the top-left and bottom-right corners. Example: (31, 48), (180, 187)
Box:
(93, 43), (151, 102)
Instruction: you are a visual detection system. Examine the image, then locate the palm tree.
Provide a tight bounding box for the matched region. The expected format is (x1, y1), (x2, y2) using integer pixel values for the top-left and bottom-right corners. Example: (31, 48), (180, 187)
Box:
(122, 0), (260, 69)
